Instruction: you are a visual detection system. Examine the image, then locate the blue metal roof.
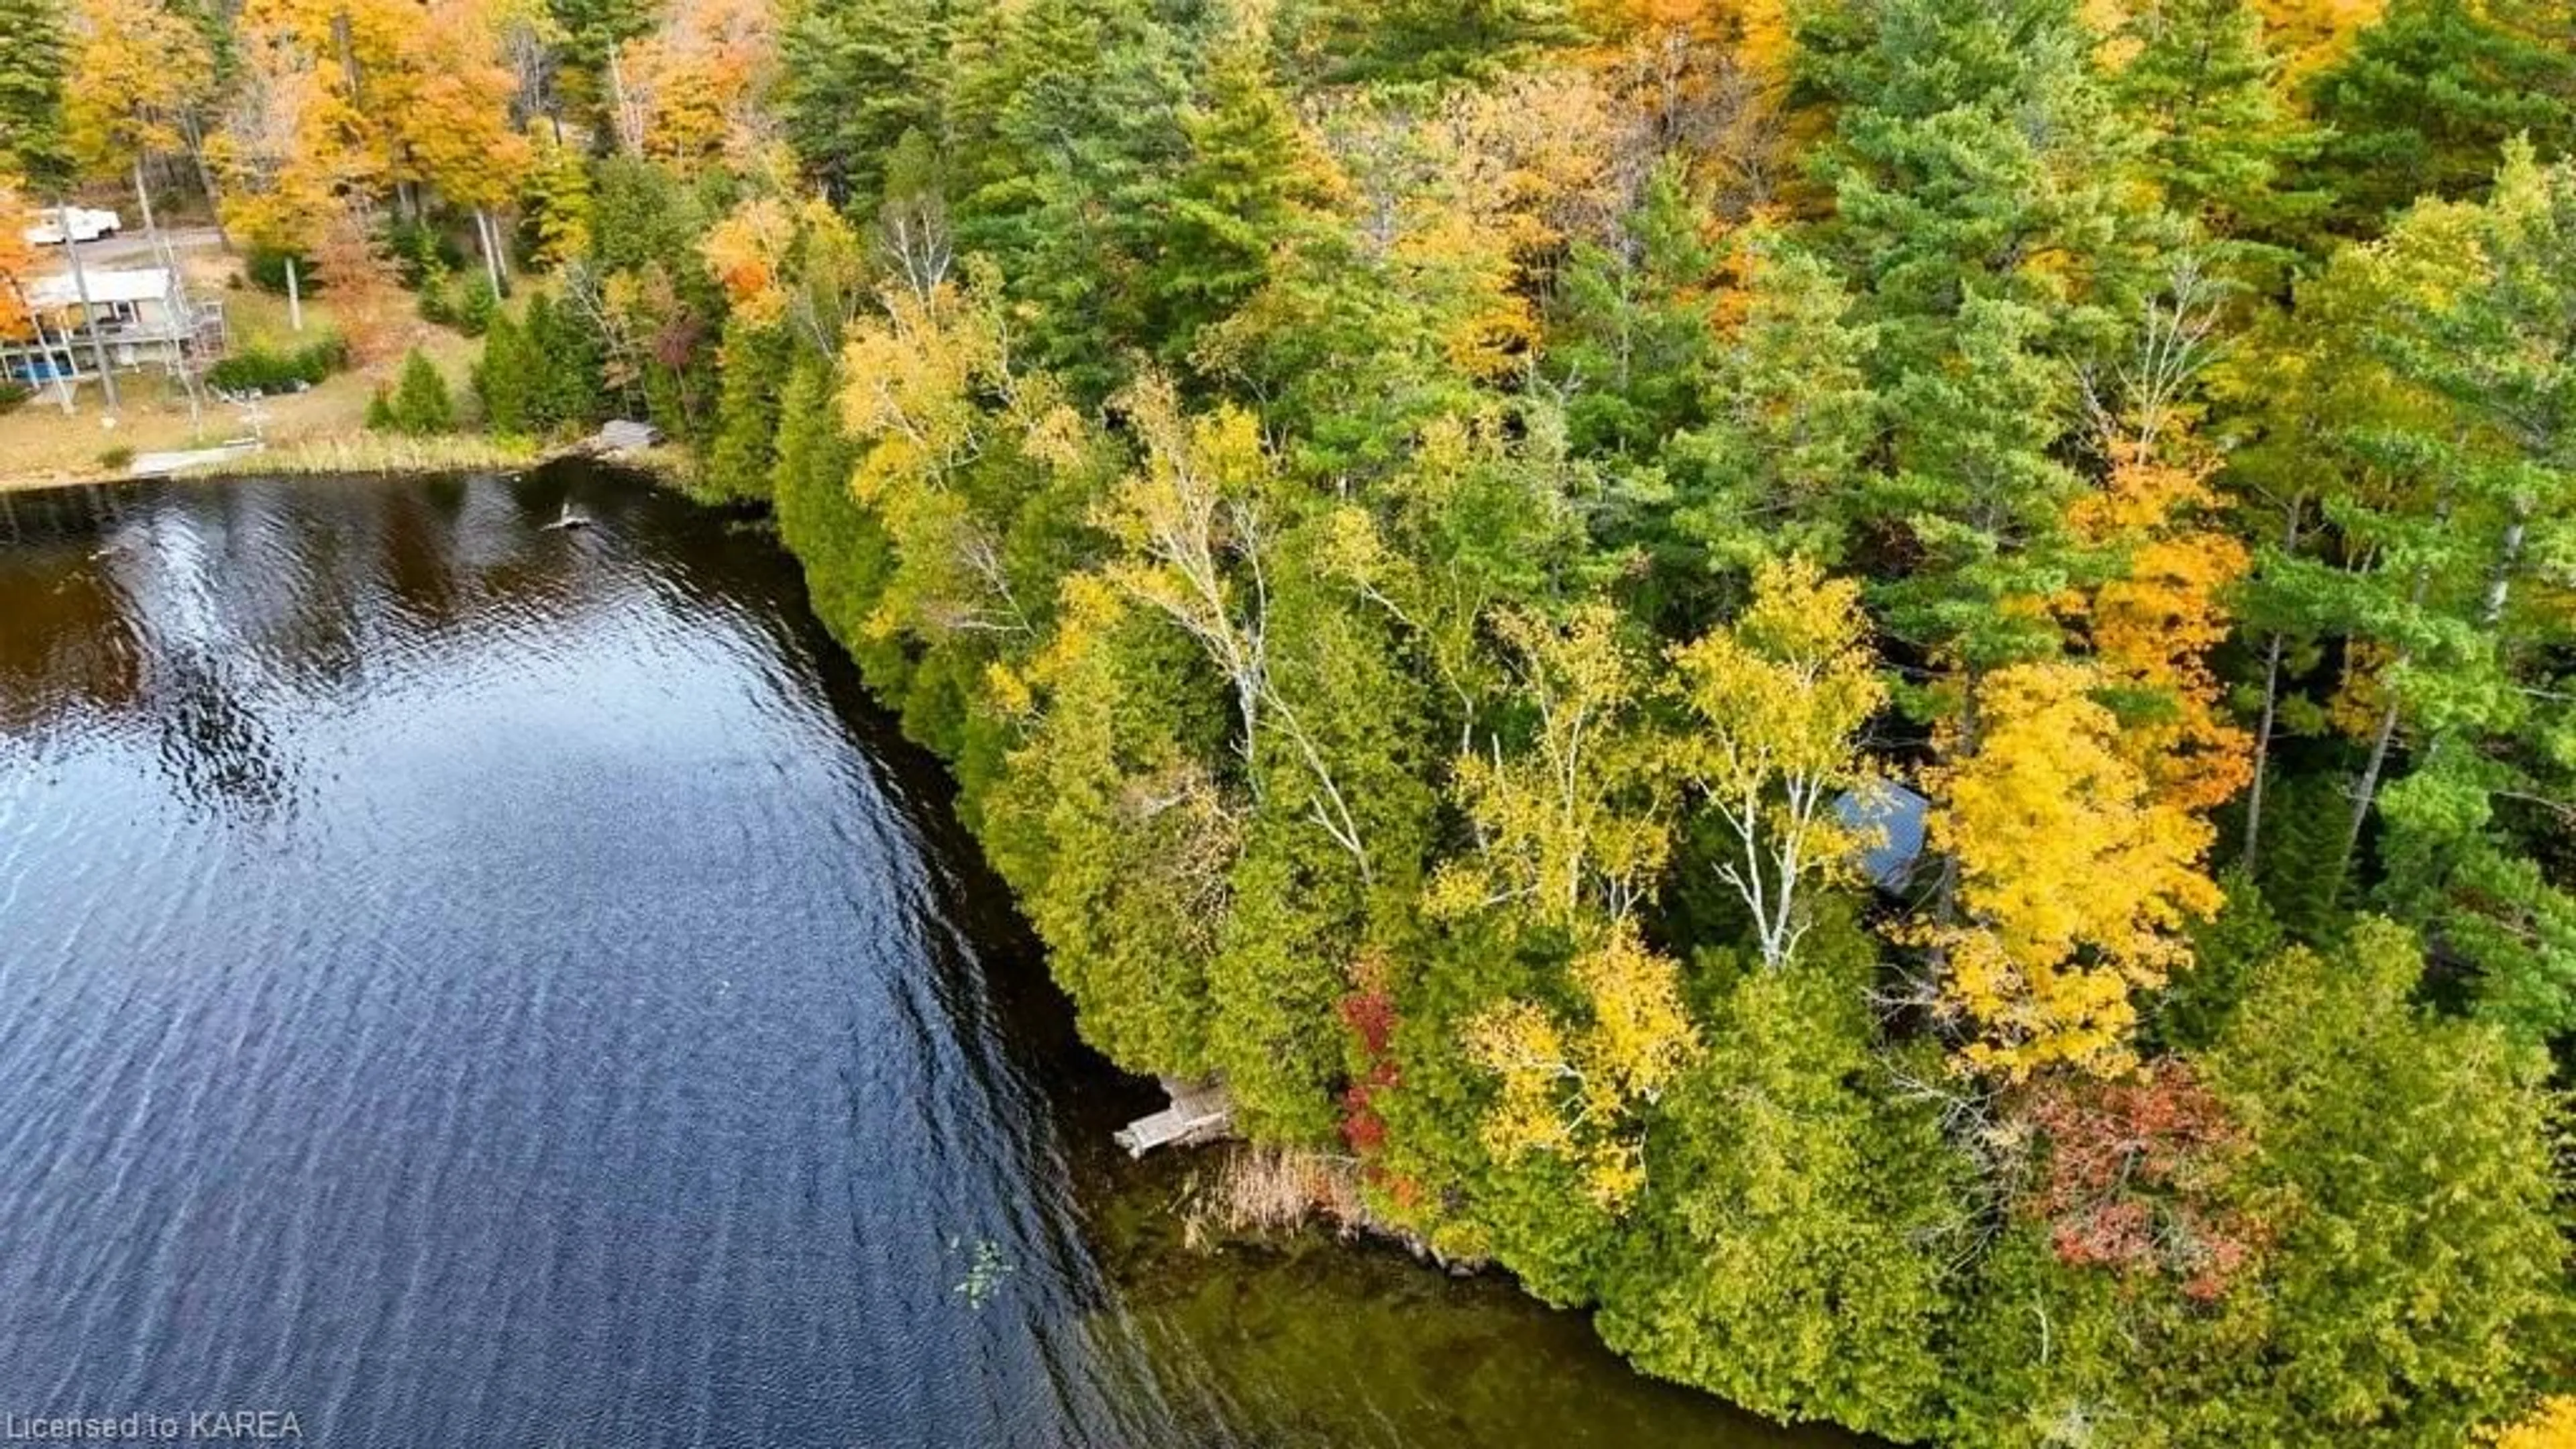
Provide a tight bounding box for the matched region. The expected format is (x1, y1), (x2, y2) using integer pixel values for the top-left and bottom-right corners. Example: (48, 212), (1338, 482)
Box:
(1835, 780), (1929, 892)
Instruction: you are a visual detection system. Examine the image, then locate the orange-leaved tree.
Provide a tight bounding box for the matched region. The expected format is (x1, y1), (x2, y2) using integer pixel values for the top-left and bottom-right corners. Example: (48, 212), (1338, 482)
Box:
(398, 0), (536, 294)
(0, 176), (39, 338)
(612, 0), (777, 169)
(63, 0), (221, 235)
(2063, 420), (2254, 818)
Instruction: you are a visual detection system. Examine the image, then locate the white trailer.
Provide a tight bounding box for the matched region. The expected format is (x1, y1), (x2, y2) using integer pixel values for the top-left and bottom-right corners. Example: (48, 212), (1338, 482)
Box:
(21, 208), (123, 246)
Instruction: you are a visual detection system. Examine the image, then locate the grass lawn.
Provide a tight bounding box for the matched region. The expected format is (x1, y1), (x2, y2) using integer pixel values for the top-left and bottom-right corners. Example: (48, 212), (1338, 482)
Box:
(0, 248), (489, 490)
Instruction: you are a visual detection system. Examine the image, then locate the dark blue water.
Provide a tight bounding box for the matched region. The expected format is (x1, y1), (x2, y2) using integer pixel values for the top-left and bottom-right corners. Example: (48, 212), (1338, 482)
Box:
(0, 467), (1839, 1449)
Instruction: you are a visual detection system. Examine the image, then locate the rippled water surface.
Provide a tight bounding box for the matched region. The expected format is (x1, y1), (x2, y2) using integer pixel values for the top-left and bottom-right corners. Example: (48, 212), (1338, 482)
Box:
(0, 467), (1840, 1448)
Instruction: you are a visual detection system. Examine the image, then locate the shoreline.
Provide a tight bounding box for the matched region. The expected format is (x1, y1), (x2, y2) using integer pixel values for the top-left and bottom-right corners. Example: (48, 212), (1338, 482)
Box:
(0, 435), (694, 495)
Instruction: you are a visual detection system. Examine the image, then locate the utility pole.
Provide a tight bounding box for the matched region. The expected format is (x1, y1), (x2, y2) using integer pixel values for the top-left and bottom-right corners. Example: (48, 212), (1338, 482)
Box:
(137, 167), (209, 432)
(58, 202), (119, 411)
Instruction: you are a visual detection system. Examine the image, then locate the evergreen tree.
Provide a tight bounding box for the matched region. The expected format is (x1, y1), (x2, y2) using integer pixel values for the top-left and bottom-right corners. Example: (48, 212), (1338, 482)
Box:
(472, 309), (536, 436)
(770, 354), (902, 681)
(1304, 0), (1585, 83)
(2195, 921), (2565, 1440)
(1146, 24), (1331, 376)
(1951, 920), (2567, 1445)
(385, 350), (456, 435)
(1547, 160), (1720, 464)
(0, 0), (72, 190)
(1664, 229), (1881, 575)
(2307, 0), (2576, 233)
(1800, 0), (2162, 673)
(943, 0), (1192, 394)
(2111, 0), (2321, 240)
(2346, 147), (2576, 1039)
(704, 317), (794, 501)
(1595, 919), (1962, 1444)
(524, 292), (607, 432)
(777, 0), (950, 207)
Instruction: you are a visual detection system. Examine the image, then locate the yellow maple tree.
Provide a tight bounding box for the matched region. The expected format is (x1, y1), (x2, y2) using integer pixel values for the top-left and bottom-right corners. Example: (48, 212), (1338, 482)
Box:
(2065, 435), (2255, 816)
(2485, 1397), (2576, 1449)
(1913, 661), (2224, 1079)
(397, 0), (535, 215)
(213, 30), (375, 258)
(64, 0), (219, 187)
(613, 0), (777, 169)
(235, 0), (421, 183)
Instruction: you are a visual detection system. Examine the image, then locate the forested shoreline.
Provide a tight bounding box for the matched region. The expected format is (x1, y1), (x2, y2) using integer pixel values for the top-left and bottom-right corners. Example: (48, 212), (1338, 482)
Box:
(6, 0), (2575, 1442)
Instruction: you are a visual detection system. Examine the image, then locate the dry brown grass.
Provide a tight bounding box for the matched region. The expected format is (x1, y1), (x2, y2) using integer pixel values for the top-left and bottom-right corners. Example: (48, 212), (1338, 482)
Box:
(1181, 1145), (1381, 1251)
(215, 432), (542, 476)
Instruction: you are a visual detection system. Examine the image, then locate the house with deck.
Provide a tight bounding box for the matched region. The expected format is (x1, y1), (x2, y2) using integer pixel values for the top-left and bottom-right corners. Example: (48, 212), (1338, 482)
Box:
(2, 266), (226, 386)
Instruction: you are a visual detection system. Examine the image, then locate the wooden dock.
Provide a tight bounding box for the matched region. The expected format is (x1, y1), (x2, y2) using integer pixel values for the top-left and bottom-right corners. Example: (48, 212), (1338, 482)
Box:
(1114, 1077), (1233, 1157)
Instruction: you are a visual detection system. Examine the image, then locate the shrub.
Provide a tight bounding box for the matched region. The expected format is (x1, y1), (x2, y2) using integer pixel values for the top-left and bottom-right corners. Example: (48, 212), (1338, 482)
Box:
(375, 350), (455, 435)
(205, 335), (348, 395)
(416, 263), (457, 327)
(418, 268), (500, 337)
(453, 272), (498, 337)
(95, 444), (134, 472)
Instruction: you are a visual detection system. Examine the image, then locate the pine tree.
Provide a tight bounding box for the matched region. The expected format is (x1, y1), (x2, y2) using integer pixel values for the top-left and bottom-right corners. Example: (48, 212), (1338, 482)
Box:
(2307, 0), (2576, 232)
(1666, 228), (1880, 573)
(1307, 0), (1584, 82)
(942, 0), (1191, 394)
(0, 0), (74, 190)
(2111, 0), (2320, 239)
(1801, 0), (2162, 672)
(1146, 24), (1332, 375)
(1803, 0), (2153, 368)
(1547, 160), (1720, 462)
(776, 0), (947, 206)
(2345, 146), (2576, 1039)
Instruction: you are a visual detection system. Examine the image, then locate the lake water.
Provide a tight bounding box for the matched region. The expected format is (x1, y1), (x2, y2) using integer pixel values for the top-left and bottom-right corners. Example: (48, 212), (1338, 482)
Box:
(0, 466), (1843, 1448)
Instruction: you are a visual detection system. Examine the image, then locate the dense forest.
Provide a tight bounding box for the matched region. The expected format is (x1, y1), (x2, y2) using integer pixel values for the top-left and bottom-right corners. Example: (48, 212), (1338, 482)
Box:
(5, 0), (2575, 1441)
